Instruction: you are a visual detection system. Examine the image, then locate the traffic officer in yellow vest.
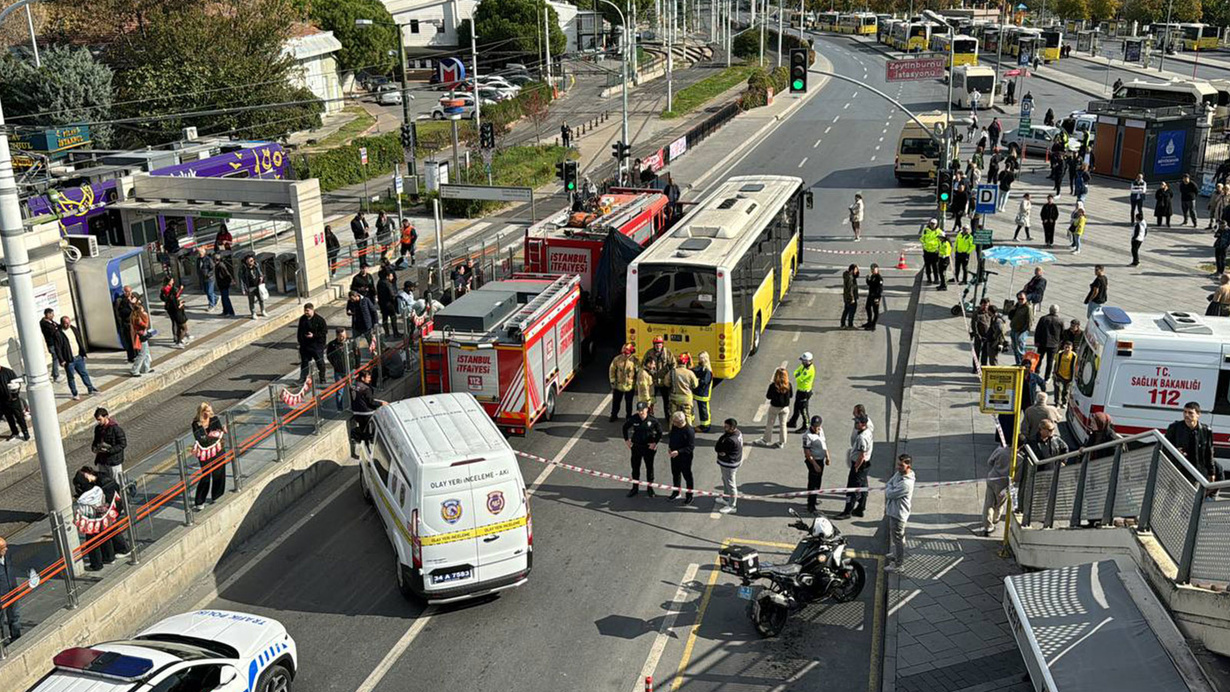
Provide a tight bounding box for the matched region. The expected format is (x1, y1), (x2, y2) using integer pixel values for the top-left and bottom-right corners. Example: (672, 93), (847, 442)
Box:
(692, 351), (714, 432)
(669, 353), (699, 426)
(643, 336), (675, 415)
(788, 351), (816, 433)
(936, 233), (953, 292)
(953, 226), (975, 285)
(609, 343), (639, 421)
(919, 218), (941, 285)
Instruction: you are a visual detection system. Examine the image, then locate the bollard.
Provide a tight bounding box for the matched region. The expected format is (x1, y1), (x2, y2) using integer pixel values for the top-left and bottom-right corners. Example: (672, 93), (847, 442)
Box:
(175, 439), (195, 526)
(645, 675), (653, 692)
(310, 375), (322, 434)
(225, 410), (243, 491)
(120, 480), (141, 566)
(268, 385), (285, 462)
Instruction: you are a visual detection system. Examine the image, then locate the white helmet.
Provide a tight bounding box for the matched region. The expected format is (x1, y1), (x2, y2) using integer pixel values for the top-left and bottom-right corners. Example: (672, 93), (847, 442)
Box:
(800, 352), (813, 363)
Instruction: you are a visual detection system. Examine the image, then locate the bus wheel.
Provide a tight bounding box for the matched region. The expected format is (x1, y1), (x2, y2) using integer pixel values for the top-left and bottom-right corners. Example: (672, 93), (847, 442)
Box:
(545, 385), (558, 422)
(750, 315), (762, 356)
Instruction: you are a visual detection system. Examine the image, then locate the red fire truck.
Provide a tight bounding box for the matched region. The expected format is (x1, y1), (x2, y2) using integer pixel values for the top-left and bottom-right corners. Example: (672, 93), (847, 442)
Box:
(523, 189), (671, 298)
(419, 274), (581, 435)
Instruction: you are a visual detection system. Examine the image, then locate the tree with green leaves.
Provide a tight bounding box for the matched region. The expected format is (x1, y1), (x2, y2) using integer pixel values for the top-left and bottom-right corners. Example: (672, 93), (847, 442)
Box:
(1088, 0), (1122, 21)
(458, 0), (566, 58)
(0, 46), (115, 146)
(107, 0), (323, 148)
(309, 0), (398, 74)
(1123, 0), (1201, 23)
(1054, 0), (1091, 20)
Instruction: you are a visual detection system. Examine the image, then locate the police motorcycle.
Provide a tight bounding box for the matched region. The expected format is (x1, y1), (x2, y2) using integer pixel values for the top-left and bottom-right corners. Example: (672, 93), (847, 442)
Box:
(719, 508), (866, 637)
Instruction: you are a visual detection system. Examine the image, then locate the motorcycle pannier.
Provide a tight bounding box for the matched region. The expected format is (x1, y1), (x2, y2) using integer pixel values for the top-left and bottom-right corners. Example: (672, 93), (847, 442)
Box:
(719, 545), (759, 577)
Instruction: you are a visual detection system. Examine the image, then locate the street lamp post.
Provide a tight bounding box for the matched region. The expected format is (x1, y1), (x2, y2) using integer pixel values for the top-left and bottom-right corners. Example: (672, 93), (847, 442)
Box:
(356, 18), (418, 183)
(0, 0), (80, 580)
(600, 0), (631, 181)
(1158, 0), (1175, 73)
(924, 10), (956, 230)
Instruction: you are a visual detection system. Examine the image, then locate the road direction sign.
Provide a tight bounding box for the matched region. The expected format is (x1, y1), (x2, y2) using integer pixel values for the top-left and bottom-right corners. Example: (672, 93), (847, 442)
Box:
(975, 184), (999, 214)
(394, 175), (404, 194)
(440, 184), (533, 203)
(885, 56), (946, 82)
(359, 147), (368, 166)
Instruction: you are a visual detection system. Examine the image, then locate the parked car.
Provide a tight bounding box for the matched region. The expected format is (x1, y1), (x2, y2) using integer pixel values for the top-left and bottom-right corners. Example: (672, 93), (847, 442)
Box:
(1003, 124), (1065, 157)
(479, 76), (519, 93)
(359, 72), (390, 92)
(430, 94), (495, 119)
(376, 85), (410, 105)
(506, 74), (535, 87)
(477, 86), (515, 102)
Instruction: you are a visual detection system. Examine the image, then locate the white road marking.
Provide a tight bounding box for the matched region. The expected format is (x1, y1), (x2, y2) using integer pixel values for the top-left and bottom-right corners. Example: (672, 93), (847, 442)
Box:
(807, 295), (817, 307)
(833, 115), (840, 123)
(753, 401), (771, 423)
(792, 331), (801, 342)
(870, 156), (877, 161)
(843, 102), (850, 109)
(875, 145), (881, 151)
(528, 396), (609, 494)
(888, 588), (922, 616)
(852, 91), (859, 98)
(878, 136), (884, 142)
(798, 158), (808, 168)
(633, 563), (700, 692)
(813, 139), (822, 148)
(355, 609), (437, 692)
(933, 556), (964, 580)
(824, 126), (832, 134)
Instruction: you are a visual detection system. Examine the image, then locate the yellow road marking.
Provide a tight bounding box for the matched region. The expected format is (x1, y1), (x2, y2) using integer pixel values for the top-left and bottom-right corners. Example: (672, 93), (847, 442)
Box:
(668, 537), (886, 691)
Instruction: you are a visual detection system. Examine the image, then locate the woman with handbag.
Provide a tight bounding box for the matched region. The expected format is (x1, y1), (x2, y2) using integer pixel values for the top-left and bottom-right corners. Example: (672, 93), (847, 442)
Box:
(191, 402), (228, 510)
(72, 465), (130, 571)
(161, 277), (190, 348)
(129, 300), (154, 377)
(1012, 193), (1033, 241)
(240, 254), (268, 319)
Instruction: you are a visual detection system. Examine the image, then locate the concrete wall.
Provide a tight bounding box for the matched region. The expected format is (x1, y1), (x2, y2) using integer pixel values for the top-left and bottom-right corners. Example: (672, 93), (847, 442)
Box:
(0, 218), (77, 375)
(1011, 518), (1230, 658)
(292, 53), (344, 115)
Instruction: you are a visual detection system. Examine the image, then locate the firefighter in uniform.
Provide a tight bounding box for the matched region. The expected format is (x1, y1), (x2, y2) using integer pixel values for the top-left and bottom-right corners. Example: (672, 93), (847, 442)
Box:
(669, 353), (699, 426)
(788, 352), (816, 433)
(635, 361), (657, 414)
(643, 336), (675, 416)
(936, 233), (953, 291)
(920, 219), (941, 284)
(608, 343), (639, 421)
(692, 351), (714, 432)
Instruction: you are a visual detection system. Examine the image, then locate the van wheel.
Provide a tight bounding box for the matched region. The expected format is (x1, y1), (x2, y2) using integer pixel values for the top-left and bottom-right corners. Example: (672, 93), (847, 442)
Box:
(257, 663), (293, 692)
(750, 315), (762, 356)
(360, 466), (373, 505)
(545, 385), (558, 422)
(396, 559), (417, 600)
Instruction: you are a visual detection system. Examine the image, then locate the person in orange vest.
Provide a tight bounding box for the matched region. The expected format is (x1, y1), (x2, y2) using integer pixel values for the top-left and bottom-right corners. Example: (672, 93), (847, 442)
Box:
(397, 219), (418, 269)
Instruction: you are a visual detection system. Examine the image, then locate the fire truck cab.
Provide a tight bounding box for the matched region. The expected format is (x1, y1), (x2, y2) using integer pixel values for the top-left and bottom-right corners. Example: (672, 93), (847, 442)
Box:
(419, 274), (581, 435)
(1070, 307), (1230, 447)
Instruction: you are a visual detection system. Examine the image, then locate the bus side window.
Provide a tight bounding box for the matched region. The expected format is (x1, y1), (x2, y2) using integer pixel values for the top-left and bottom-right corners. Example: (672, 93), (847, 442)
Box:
(1213, 370), (1230, 417)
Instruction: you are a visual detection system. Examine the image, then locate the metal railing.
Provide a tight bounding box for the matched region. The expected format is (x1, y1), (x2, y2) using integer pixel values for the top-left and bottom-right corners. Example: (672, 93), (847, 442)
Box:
(1021, 429), (1230, 585)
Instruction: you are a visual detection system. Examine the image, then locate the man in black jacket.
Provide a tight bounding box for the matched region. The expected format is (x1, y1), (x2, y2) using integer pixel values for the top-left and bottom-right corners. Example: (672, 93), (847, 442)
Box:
(350, 212), (370, 265)
(1166, 403), (1221, 493)
(1180, 173), (1200, 227)
(1033, 305), (1064, 380)
(0, 536), (22, 640)
(297, 304), (328, 385)
(92, 407), (127, 480)
(53, 316), (98, 400)
(1039, 195), (1059, 247)
(40, 308), (60, 382)
(0, 364), (27, 441)
(349, 264), (376, 301)
(622, 402), (663, 497)
(326, 328), (351, 410)
(347, 291), (380, 349)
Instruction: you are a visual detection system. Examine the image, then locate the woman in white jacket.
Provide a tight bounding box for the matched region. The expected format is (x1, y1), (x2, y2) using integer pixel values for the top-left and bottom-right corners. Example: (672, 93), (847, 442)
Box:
(1012, 193), (1033, 241)
(848, 193), (865, 241)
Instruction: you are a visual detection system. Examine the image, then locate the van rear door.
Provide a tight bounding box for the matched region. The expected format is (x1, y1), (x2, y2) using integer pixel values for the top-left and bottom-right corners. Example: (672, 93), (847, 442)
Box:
(421, 465), (482, 590)
(467, 454), (530, 583)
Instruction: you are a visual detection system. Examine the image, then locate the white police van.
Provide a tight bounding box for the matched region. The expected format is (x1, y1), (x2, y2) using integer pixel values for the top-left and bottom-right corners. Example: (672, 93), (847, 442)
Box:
(358, 393), (532, 604)
(25, 609), (297, 692)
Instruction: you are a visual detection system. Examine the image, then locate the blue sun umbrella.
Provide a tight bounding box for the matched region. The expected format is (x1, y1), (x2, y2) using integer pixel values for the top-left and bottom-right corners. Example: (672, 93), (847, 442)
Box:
(981, 246), (1055, 300)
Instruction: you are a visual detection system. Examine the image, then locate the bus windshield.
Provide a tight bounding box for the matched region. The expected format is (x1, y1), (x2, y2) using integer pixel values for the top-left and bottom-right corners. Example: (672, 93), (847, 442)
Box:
(1042, 30), (1061, 47)
(637, 265), (718, 325)
(910, 25), (926, 37)
(900, 136), (939, 158)
(966, 75), (994, 92)
(954, 38), (977, 52)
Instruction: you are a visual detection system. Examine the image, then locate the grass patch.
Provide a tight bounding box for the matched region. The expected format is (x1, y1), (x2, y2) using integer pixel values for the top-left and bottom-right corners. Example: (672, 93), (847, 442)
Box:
(661, 65), (757, 119)
(310, 106), (376, 149)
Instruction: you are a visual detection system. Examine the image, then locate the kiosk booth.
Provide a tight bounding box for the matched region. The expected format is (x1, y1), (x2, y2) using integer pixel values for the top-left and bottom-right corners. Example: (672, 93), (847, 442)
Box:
(1088, 99), (1211, 181)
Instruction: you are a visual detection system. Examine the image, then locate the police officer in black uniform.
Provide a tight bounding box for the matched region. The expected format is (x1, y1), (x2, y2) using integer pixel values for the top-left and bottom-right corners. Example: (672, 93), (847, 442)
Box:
(622, 401), (663, 498)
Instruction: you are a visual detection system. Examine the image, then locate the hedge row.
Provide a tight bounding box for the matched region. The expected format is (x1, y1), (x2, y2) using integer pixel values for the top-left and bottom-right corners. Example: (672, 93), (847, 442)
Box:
(739, 66), (791, 110)
(732, 29), (814, 63)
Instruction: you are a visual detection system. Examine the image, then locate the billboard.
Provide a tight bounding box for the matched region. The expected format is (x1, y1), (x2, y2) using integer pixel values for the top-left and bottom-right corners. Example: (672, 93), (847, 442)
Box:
(1154, 129), (1186, 176)
(885, 56), (946, 82)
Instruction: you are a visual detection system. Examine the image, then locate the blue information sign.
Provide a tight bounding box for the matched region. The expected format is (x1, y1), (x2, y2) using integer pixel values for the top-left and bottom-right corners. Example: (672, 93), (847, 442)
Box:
(1154, 129), (1186, 176)
(975, 184), (999, 214)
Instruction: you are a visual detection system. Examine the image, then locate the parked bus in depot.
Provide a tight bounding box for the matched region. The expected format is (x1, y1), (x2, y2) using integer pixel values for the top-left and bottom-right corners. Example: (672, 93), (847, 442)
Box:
(817, 11), (840, 32)
(950, 65), (997, 108)
(880, 18), (903, 44)
(626, 176), (810, 380)
(931, 33), (979, 67)
(975, 23), (1002, 53)
(1149, 22), (1182, 51)
(1003, 26), (1042, 57)
(1069, 308), (1230, 448)
(1039, 27), (1063, 61)
(839, 12), (877, 35)
(895, 111), (947, 184)
(891, 21), (931, 51)
(1181, 23), (1220, 51)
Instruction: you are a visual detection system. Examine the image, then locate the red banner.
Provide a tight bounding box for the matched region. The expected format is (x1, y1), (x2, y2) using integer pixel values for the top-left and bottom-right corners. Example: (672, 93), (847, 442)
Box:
(885, 57), (946, 82)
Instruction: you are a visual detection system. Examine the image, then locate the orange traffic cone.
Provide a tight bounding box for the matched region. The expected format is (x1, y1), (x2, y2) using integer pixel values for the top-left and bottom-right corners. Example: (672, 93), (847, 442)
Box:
(897, 251), (909, 270)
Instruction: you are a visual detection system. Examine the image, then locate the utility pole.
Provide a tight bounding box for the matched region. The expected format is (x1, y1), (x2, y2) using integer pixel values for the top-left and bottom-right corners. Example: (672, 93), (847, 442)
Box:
(601, 0), (630, 181)
(1158, 0), (1174, 72)
(797, 0), (803, 42)
(24, 4), (40, 68)
(925, 10), (956, 230)
(759, 0), (765, 65)
(668, 0), (674, 111)
(0, 98), (79, 579)
(776, 0), (783, 68)
(471, 16), (481, 137)
(631, 1), (638, 76)
(544, 7), (553, 89)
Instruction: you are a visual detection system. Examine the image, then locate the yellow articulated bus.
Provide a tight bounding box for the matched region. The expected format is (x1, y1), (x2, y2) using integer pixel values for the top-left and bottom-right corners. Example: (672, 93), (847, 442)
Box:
(626, 176), (810, 380)
(931, 33), (979, 66)
(1039, 27), (1062, 61)
(817, 11), (840, 32)
(1181, 23), (1220, 51)
(1004, 27), (1042, 57)
(840, 12), (877, 35)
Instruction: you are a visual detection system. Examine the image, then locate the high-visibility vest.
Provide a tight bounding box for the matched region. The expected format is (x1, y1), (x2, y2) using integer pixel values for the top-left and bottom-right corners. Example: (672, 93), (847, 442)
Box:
(921, 229), (941, 253)
(793, 364), (815, 393)
(955, 233), (975, 254)
(938, 239), (953, 258)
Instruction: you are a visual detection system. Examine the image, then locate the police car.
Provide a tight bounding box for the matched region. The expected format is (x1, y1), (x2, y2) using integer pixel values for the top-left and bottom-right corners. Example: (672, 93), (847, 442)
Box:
(25, 610), (297, 692)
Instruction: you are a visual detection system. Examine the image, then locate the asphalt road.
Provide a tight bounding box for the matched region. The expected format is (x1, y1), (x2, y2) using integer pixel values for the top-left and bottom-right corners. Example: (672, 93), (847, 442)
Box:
(146, 33), (990, 692)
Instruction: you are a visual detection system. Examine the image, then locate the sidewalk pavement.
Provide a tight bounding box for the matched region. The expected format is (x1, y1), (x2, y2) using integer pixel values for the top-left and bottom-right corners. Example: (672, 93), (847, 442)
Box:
(882, 104), (1220, 692)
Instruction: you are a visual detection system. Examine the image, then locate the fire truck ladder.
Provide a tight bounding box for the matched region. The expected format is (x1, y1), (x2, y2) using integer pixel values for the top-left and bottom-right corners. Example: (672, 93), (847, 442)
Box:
(506, 274), (580, 335)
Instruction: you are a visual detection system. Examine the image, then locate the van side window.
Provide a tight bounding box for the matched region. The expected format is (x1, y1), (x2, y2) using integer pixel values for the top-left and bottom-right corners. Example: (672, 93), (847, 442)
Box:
(1213, 371), (1230, 417)
(371, 434), (393, 485)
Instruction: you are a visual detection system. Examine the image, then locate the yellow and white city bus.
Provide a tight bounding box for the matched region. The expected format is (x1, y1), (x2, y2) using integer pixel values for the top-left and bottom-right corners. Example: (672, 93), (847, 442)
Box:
(931, 33), (979, 66)
(1180, 23), (1219, 51)
(839, 12), (877, 35)
(626, 176), (809, 380)
(1004, 26), (1042, 57)
(1039, 27), (1063, 61)
(817, 11), (841, 32)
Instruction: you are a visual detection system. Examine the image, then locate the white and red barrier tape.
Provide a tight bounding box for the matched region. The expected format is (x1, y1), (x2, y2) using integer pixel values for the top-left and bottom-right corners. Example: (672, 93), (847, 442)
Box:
(513, 450), (1004, 501)
(805, 243), (922, 256)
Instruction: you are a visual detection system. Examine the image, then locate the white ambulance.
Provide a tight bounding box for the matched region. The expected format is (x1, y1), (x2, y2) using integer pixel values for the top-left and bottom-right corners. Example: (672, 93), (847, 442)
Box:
(1069, 308), (1230, 447)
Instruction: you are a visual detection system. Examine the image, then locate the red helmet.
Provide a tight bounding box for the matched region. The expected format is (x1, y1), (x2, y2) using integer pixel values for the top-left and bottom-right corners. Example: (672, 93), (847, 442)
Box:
(622, 343), (635, 355)
(652, 336), (665, 345)
(678, 353), (692, 366)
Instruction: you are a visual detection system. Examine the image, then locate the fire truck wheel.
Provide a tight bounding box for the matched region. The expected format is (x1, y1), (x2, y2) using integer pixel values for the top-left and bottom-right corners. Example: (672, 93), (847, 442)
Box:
(545, 385), (558, 422)
(582, 338), (596, 364)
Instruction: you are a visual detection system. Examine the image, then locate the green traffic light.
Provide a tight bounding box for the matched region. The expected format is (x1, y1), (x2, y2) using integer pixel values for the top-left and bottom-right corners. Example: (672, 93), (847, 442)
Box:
(567, 182), (576, 191)
(792, 79), (804, 90)
(940, 192), (950, 201)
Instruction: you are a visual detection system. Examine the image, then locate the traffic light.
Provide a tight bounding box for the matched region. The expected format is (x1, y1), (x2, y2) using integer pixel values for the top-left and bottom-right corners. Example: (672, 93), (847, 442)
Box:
(611, 141), (631, 161)
(789, 48), (809, 94)
(936, 170), (953, 206)
(399, 122), (416, 150)
(563, 161), (579, 192)
(479, 122), (495, 150)
(555, 161), (567, 184)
